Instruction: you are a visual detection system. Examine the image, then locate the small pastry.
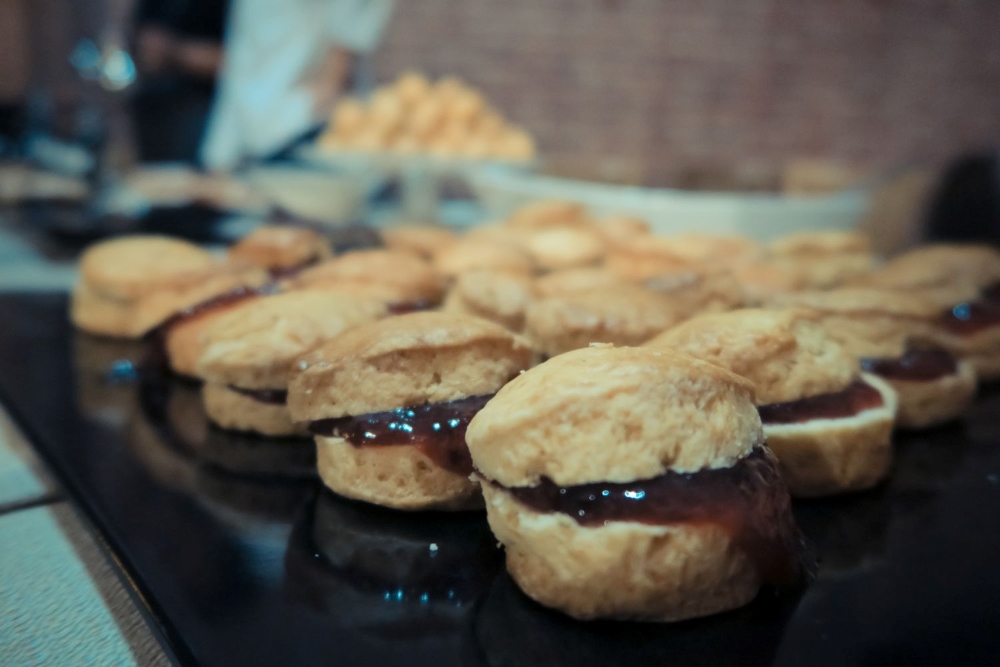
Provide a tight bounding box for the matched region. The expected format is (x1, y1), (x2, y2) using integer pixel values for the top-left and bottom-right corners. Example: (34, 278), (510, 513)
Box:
(194, 291), (385, 436)
(519, 226), (606, 271)
(524, 284), (688, 359)
(772, 288), (977, 429)
(290, 249), (446, 313)
(504, 200), (589, 230)
(594, 215), (651, 244)
(857, 244), (1000, 379)
(287, 312), (532, 511)
(466, 345), (804, 621)
(381, 224), (457, 260)
(641, 266), (746, 314)
(532, 267), (628, 298)
(733, 262), (806, 305)
(442, 269), (534, 332)
(228, 225), (331, 278)
(433, 239), (535, 279)
(646, 309), (898, 497)
(766, 230), (877, 290)
(768, 230), (871, 257)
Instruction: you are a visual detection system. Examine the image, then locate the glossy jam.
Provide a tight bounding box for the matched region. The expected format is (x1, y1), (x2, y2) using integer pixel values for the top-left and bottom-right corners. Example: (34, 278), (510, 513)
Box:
(758, 380), (883, 425)
(939, 301), (1000, 336)
(861, 348), (958, 382)
(501, 447), (803, 586)
(229, 386), (288, 405)
(268, 257), (320, 281)
(309, 394), (493, 476)
(386, 299), (438, 315)
(158, 283), (279, 334)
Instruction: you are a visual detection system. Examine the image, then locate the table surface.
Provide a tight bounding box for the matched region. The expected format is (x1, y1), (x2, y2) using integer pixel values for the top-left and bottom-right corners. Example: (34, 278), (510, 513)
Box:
(2, 292), (1000, 667)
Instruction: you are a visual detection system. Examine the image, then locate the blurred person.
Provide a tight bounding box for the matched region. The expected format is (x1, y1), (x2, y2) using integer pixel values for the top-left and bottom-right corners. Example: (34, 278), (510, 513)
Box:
(200, 0), (394, 170)
(132, 0), (229, 162)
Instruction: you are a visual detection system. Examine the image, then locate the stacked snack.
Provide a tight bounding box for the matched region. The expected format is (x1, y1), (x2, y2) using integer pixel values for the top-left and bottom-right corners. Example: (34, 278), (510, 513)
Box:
(467, 345), (805, 621)
(646, 309), (898, 497)
(228, 225), (332, 279)
(771, 288), (977, 429)
(318, 72), (536, 161)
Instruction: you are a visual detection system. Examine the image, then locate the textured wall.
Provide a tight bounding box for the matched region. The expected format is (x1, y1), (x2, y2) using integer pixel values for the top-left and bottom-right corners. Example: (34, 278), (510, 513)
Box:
(374, 0), (1000, 180)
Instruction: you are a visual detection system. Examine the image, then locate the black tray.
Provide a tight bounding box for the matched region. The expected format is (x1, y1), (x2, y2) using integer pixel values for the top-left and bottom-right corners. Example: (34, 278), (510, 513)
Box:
(2, 293), (1000, 666)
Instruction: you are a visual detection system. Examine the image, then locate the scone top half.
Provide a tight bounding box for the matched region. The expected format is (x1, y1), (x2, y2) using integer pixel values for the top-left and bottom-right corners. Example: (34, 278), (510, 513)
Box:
(467, 346), (763, 488)
(287, 311), (533, 422)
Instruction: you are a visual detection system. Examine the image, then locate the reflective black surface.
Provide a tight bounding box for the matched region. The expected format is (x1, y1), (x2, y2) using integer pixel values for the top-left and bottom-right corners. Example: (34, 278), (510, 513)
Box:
(2, 293), (1000, 666)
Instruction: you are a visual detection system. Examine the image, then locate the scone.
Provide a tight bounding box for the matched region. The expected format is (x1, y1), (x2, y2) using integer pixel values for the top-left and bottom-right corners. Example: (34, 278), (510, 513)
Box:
(766, 230), (876, 289)
(646, 309), (898, 497)
(532, 267), (628, 298)
(858, 244), (1000, 379)
(433, 239), (535, 279)
(228, 225), (331, 278)
(71, 235), (257, 338)
(518, 226), (606, 271)
(442, 269), (534, 332)
(381, 224), (457, 260)
(287, 312), (532, 510)
(290, 249), (446, 313)
(194, 291), (386, 436)
(466, 345), (804, 622)
(772, 288), (977, 429)
(504, 200), (589, 230)
(594, 215), (651, 244)
(524, 284), (689, 359)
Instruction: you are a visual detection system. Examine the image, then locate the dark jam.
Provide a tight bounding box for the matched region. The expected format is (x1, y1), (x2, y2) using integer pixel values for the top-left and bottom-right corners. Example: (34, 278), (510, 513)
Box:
(757, 380), (883, 425)
(229, 386), (289, 405)
(939, 301), (1000, 336)
(501, 447), (803, 586)
(157, 283), (280, 334)
(860, 347), (958, 382)
(386, 299), (438, 315)
(268, 257), (320, 281)
(309, 394), (493, 476)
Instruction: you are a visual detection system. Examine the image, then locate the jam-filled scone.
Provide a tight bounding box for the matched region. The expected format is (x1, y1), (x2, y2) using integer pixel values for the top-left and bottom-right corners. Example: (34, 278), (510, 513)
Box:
(524, 284), (689, 358)
(287, 312), (532, 510)
(442, 269), (534, 332)
(466, 345), (804, 621)
(228, 225), (331, 278)
(856, 244), (1000, 379)
(194, 291), (386, 436)
(646, 309), (898, 497)
(381, 224), (457, 260)
(772, 288), (977, 429)
(605, 234), (759, 282)
(289, 249), (446, 313)
(71, 235), (268, 339)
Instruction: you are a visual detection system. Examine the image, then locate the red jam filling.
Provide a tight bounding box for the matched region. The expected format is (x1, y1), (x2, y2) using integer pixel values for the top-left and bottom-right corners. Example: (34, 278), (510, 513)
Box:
(939, 280), (1000, 335)
(860, 347), (958, 382)
(228, 386), (288, 405)
(497, 447), (804, 586)
(308, 394), (493, 476)
(158, 283), (280, 334)
(757, 380), (884, 425)
(267, 257), (321, 281)
(386, 299), (439, 315)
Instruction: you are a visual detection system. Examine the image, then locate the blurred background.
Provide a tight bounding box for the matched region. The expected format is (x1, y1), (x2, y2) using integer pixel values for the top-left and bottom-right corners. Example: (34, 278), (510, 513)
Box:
(1, 0), (999, 284)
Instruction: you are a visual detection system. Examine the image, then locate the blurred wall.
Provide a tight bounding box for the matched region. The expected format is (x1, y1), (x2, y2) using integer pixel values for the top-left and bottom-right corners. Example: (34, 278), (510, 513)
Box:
(374, 0), (1000, 181)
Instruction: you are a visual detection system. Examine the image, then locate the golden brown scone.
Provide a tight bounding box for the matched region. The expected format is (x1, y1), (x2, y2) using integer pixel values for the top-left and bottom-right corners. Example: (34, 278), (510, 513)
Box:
(201, 382), (308, 436)
(732, 262), (806, 305)
(856, 244), (1000, 295)
(432, 239), (535, 279)
(520, 226), (606, 271)
(763, 373), (897, 497)
(594, 215), (651, 243)
(442, 269), (534, 332)
(664, 233), (762, 266)
(468, 346), (801, 621)
(645, 308), (856, 404)
(641, 267), (746, 314)
(532, 267), (628, 298)
(288, 311), (532, 420)
(290, 249), (445, 307)
(228, 226), (331, 271)
(70, 282), (135, 338)
(771, 288), (977, 428)
(524, 284), (690, 358)
(195, 290), (386, 390)
(647, 309), (896, 496)
(603, 236), (708, 282)
(505, 200), (589, 230)
(380, 224), (457, 260)
(78, 235), (215, 301)
(778, 254), (877, 290)
(768, 230), (871, 257)
(287, 312), (532, 511)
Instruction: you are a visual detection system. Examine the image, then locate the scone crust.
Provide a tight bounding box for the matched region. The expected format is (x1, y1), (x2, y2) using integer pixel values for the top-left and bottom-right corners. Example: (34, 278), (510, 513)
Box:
(860, 244), (1000, 292)
(890, 359), (977, 429)
(202, 382), (307, 436)
(433, 239), (535, 278)
(291, 250), (445, 303)
(466, 346), (761, 487)
(768, 230), (871, 256)
(79, 236), (215, 300)
(521, 227), (606, 271)
(505, 200), (588, 230)
(481, 484), (759, 621)
(228, 226), (330, 269)
(381, 224), (457, 259)
(71, 282), (136, 337)
(316, 435), (481, 510)
(524, 285), (690, 358)
(164, 293), (265, 378)
(533, 267), (626, 297)
(764, 374), (897, 497)
(646, 308), (856, 404)
(288, 311), (533, 420)
(442, 269), (533, 332)
(195, 290), (386, 389)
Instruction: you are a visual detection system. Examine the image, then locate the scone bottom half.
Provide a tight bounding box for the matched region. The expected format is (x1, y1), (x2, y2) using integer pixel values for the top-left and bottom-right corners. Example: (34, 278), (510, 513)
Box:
(465, 345), (808, 622)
